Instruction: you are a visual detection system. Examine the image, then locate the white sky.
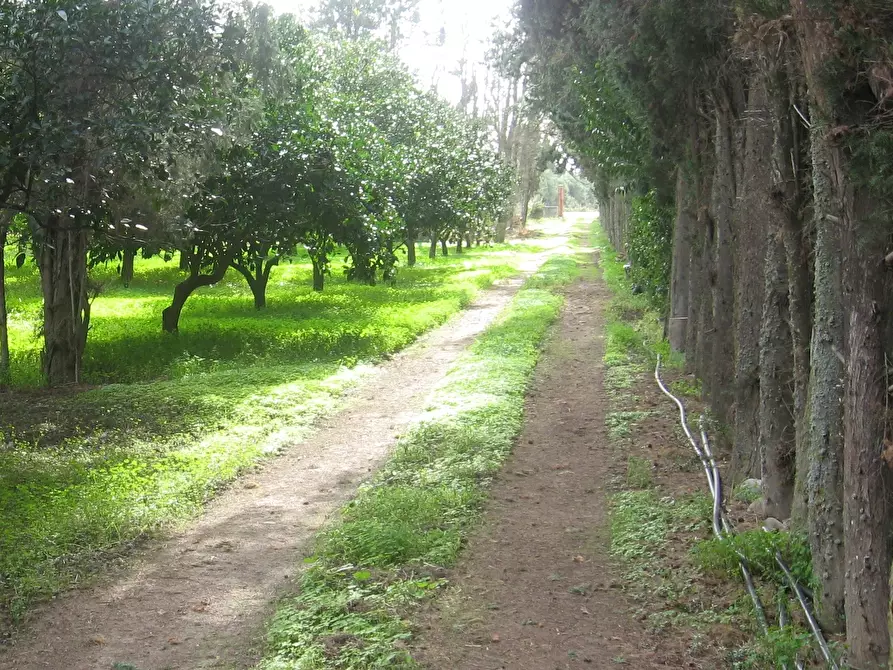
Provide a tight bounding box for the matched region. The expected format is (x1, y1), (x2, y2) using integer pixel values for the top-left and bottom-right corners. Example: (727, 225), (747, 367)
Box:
(261, 0), (515, 104)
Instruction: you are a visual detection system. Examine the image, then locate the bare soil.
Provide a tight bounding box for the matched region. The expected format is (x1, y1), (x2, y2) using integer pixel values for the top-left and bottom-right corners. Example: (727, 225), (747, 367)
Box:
(0, 221), (578, 670)
(412, 254), (737, 669)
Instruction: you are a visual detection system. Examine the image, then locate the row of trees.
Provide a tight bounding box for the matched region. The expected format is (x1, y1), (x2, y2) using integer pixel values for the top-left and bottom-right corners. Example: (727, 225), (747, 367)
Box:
(0, 0), (513, 387)
(517, 0), (893, 666)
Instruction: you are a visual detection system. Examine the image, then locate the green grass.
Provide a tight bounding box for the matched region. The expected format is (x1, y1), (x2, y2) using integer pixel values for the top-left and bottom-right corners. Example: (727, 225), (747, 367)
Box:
(591, 227), (681, 371)
(605, 410), (651, 439)
(0, 235), (556, 628)
(4, 243), (531, 387)
(257, 252), (580, 669)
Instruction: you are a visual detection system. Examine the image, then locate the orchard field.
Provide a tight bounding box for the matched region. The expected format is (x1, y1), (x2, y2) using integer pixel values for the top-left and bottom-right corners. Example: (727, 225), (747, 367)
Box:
(0, 235), (549, 625)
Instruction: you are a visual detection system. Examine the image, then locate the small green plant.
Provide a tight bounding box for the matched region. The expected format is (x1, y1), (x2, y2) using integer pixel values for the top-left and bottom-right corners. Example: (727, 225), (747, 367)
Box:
(728, 626), (812, 669)
(626, 456), (653, 489)
(733, 482), (762, 504)
(606, 411), (650, 439)
(693, 530), (813, 589)
(670, 377), (702, 399)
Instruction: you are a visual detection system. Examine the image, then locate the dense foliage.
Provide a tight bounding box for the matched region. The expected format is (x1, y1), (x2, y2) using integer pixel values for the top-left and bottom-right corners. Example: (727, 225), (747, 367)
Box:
(0, 0), (512, 382)
(517, 0), (893, 666)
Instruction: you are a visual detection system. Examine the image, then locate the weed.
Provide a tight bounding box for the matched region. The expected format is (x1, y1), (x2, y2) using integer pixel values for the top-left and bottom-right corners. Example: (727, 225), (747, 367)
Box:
(728, 626), (812, 669)
(258, 252), (577, 668)
(732, 483), (762, 504)
(670, 377), (702, 399)
(605, 411), (650, 439)
(626, 456), (653, 489)
(693, 530), (814, 589)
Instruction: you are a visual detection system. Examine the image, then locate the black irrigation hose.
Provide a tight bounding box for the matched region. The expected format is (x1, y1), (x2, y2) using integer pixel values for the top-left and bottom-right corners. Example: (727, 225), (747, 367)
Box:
(655, 356), (838, 669)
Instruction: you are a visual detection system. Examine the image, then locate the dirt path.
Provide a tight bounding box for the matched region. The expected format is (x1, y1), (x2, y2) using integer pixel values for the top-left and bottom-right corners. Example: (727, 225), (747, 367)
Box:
(0, 220), (582, 670)
(413, 254), (680, 669)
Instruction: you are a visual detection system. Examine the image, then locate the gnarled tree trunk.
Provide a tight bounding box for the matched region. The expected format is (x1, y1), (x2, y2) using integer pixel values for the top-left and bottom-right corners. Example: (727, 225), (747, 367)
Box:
(162, 251), (233, 333)
(232, 255), (280, 309)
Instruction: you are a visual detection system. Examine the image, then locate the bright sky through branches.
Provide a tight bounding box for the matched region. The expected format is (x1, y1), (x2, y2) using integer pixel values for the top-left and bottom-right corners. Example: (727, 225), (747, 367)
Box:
(261, 0), (514, 104)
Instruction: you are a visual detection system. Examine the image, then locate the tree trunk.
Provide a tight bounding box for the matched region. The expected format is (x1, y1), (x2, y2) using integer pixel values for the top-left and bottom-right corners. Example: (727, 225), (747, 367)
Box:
(39, 217), (91, 386)
(311, 256), (325, 292)
(731, 74), (772, 482)
(804, 108), (847, 637)
(708, 95), (738, 421)
(440, 238), (448, 256)
(841, 186), (892, 670)
(162, 255), (231, 333)
(179, 250), (190, 271)
(759, 228), (795, 519)
(121, 246), (136, 288)
(668, 169), (693, 352)
(0, 219), (9, 387)
(456, 236), (463, 254)
(495, 217), (508, 244)
(763, 51), (812, 525)
(407, 230), (417, 267)
(233, 256), (278, 310)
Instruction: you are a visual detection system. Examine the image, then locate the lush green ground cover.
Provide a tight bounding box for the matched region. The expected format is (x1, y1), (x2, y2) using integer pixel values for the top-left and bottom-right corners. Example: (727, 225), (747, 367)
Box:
(0, 238), (543, 627)
(256, 249), (582, 669)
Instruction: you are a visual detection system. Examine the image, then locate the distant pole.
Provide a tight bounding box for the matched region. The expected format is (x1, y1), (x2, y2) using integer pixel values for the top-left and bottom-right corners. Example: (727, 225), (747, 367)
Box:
(558, 186), (565, 218)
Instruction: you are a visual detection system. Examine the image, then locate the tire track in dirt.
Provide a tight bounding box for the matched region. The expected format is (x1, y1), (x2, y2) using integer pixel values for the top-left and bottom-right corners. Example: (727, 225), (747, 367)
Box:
(0, 221), (580, 670)
(412, 252), (683, 669)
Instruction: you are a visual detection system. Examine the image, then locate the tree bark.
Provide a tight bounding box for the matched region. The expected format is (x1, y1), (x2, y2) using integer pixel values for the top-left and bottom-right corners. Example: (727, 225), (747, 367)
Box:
(759, 227), (795, 519)
(121, 246), (136, 288)
(788, 1), (847, 624)
(841, 186), (892, 670)
(440, 238), (448, 256)
(708, 93), (738, 421)
(311, 255), (325, 292)
(39, 217), (91, 386)
(162, 254), (232, 333)
(668, 169), (693, 352)
(179, 250), (190, 271)
(429, 236), (437, 259)
(232, 256), (279, 309)
(456, 236), (463, 254)
(406, 230), (416, 267)
(731, 73), (771, 482)
(763, 49), (812, 525)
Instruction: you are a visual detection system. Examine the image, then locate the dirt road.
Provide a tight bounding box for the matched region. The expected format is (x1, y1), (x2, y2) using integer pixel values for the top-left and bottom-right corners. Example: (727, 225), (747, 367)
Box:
(413, 250), (682, 669)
